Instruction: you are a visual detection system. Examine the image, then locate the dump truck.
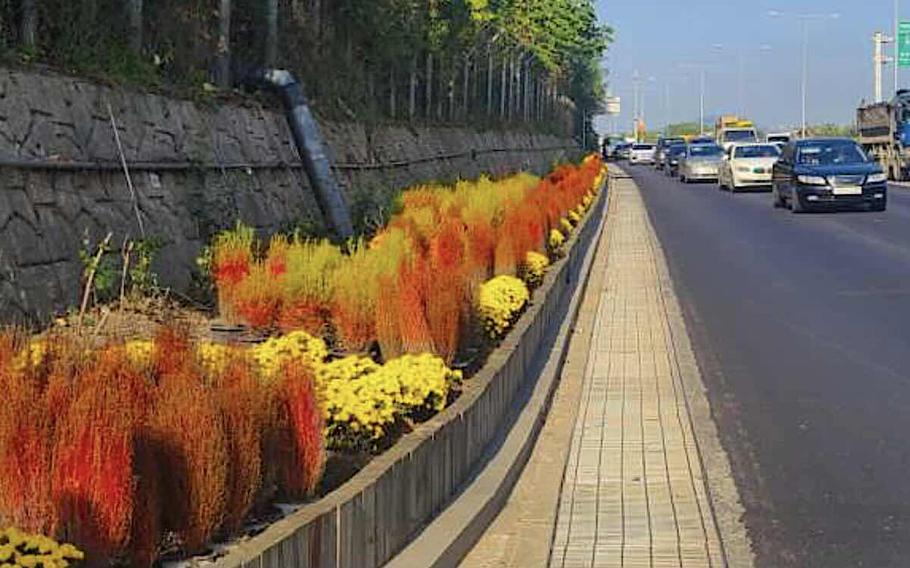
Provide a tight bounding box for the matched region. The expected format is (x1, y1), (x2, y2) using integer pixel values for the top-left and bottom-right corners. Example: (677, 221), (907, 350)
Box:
(714, 115), (758, 151)
(856, 90), (910, 181)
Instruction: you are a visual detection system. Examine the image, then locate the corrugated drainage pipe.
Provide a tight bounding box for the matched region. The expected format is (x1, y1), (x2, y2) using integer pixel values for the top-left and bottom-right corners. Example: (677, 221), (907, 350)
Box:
(249, 69), (354, 239)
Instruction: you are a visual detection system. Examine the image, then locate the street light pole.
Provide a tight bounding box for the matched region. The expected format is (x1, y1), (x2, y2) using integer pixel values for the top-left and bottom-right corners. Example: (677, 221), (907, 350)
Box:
(700, 68), (706, 135)
(896, 0), (901, 92)
(801, 18), (809, 137)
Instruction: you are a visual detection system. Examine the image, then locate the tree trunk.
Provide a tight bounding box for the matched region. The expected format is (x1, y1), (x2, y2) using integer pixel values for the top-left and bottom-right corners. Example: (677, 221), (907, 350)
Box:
(409, 55), (418, 119)
(487, 47), (494, 116)
(216, 0), (232, 88)
(500, 53), (507, 119)
(426, 52), (434, 120)
(20, 0), (37, 48)
(127, 0), (143, 53)
(462, 55), (470, 121)
(390, 67), (397, 119)
(265, 0), (278, 66)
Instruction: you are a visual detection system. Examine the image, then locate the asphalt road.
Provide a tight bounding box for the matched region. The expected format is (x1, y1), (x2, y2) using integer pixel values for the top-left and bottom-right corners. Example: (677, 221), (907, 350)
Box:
(626, 164), (910, 568)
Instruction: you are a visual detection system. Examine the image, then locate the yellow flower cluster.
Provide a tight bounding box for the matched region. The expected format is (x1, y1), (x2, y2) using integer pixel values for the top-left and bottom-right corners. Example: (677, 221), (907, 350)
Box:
(0, 528), (83, 568)
(559, 217), (574, 235)
(521, 251), (550, 289)
(568, 210), (582, 226)
(197, 341), (234, 376)
(250, 331), (328, 380)
(317, 353), (461, 446)
(10, 340), (47, 373)
(476, 275), (531, 339)
(125, 339), (154, 369)
(547, 229), (566, 254)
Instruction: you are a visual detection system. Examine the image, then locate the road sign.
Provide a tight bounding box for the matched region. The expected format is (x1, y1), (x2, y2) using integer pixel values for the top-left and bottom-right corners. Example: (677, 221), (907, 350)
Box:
(899, 21), (910, 67)
(605, 96), (621, 115)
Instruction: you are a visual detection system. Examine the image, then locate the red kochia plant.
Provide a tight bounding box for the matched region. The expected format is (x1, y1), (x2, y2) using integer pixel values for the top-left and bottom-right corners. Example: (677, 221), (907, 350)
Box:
(0, 356), (54, 535)
(52, 347), (148, 562)
(212, 354), (265, 533)
(396, 257), (435, 355)
(269, 363), (325, 499)
(233, 263), (282, 330)
(425, 220), (467, 363)
(212, 225), (255, 323)
(150, 332), (228, 554)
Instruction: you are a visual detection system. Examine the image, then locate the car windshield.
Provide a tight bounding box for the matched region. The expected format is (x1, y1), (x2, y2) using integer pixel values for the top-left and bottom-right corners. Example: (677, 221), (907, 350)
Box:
(735, 145), (780, 158)
(689, 145), (723, 157)
(668, 146), (687, 156)
(768, 136), (789, 143)
(725, 130), (756, 142)
(632, 144), (654, 150)
(797, 141), (868, 165)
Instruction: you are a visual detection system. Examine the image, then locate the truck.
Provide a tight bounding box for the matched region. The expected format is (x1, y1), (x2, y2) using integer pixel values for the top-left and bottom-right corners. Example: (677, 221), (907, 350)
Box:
(856, 90), (910, 181)
(715, 115), (758, 150)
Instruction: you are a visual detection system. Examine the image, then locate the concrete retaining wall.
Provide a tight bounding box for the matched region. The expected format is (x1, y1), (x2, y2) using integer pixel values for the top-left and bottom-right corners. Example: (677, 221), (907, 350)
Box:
(212, 174), (607, 568)
(0, 68), (578, 322)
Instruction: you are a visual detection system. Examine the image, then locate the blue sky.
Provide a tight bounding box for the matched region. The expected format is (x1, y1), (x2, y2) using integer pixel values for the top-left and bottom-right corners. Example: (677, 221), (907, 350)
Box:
(593, 0), (904, 134)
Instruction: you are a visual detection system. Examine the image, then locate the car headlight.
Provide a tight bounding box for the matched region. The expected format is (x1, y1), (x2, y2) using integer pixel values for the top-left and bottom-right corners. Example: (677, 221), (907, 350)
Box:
(866, 173), (887, 183)
(797, 175), (828, 186)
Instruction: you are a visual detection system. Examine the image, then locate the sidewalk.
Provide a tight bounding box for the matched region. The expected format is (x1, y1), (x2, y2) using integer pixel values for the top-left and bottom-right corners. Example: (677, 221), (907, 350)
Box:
(461, 171), (751, 568)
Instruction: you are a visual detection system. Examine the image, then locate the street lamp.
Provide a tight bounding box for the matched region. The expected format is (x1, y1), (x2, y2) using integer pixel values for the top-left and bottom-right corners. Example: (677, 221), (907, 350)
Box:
(678, 62), (709, 135)
(767, 10), (840, 138)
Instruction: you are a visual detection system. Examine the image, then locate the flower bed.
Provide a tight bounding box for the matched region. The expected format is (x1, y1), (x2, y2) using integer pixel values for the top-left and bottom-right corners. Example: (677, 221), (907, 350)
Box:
(0, 156), (606, 567)
(213, 155), (606, 366)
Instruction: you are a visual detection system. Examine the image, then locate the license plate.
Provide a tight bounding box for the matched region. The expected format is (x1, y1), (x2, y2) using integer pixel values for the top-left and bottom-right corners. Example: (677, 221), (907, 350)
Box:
(832, 185), (862, 195)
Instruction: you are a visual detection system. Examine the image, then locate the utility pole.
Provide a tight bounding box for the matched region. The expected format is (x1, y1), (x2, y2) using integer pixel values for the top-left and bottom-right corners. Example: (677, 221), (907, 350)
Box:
(700, 68), (706, 136)
(896, 0), (901, 92)
(801, 18), (809, 138)
(633, 69), (641, 141)
(875, 31), (894, 103)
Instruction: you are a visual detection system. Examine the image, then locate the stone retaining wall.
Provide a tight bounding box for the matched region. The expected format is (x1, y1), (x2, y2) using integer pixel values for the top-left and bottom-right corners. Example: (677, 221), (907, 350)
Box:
(0, 68), (578, 322)
(211, 173), (607, 568)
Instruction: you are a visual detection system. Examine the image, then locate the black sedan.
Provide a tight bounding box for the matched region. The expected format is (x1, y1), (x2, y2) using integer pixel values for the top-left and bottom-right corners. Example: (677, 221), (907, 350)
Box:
(664, 143), (688, 177)
(771, 138), (887, 212)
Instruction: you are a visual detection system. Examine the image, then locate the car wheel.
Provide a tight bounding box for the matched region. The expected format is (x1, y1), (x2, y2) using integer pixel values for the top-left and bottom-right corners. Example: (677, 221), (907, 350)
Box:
(791, 191), (806, 213)
(772, 185), (785, 208)
(871, 199), (887, 212)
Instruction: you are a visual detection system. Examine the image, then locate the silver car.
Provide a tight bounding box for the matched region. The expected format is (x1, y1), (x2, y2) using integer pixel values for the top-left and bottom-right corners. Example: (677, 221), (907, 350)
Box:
(679, 143), (724, 183)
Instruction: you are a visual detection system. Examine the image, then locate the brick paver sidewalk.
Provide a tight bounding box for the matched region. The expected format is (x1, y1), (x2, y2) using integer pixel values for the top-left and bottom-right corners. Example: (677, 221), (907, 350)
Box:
(549, 175), (726, 568)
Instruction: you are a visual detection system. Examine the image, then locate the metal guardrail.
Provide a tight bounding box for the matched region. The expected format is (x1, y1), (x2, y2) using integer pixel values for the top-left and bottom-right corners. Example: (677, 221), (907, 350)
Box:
(0, 145), (578, 173)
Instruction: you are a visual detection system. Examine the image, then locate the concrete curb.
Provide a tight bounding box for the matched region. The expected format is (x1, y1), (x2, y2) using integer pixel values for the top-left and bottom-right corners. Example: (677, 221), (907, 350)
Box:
(384, 175), (612, 568)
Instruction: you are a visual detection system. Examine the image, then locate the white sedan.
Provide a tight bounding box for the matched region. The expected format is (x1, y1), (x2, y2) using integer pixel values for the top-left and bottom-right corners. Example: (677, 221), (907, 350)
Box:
(718, 143), (781, 192)
(628, 143), (656, 165)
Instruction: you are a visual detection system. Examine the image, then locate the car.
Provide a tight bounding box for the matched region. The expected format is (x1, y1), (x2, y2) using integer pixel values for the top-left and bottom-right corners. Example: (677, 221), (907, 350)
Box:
(771, 138), (887, 212)
(629, 143), (657, 165)
(717, 126), (758, 151)
(678, 143), (724, 183)
(664, 143), (688, 177)
(689, 135), (715, 145)
(654, 137), (686, 170)
(767, 132), (792, 145)
(615, 143), (633, 161)
(718, 143), (781, 192)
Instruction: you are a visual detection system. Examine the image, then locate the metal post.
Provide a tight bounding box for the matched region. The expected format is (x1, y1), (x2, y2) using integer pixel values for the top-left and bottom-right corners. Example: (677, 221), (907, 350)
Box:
(896, 0), (901, 92)
(875, 32), (885, 103)
(699, 69), (706, 136)
(801, 19), (809, 138)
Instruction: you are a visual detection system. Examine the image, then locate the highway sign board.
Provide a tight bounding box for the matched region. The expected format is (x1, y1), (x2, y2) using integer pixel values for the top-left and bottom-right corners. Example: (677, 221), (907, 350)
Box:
(899, 21), (910, 67)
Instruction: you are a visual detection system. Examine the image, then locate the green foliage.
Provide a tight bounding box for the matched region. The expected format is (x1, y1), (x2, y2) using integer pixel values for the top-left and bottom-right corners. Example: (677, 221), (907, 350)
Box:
(79, 234), (118, 302)
(128, 238), (163, 296)
(666, 122), (703, 137)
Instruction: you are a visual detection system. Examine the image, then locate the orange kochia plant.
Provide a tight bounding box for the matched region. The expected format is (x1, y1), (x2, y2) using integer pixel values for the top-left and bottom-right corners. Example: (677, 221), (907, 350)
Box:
(0, 326), (327, 567)
(213, 157), (604, 362)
